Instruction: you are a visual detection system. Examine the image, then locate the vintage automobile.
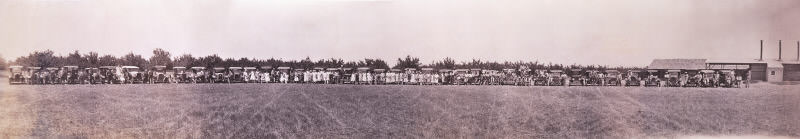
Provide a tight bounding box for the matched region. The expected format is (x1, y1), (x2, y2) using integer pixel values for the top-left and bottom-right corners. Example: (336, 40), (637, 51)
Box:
(189, 67), (208, 83)
(354, 67), (371, 84)
(326, 68), (340, 84)
(644, 70), (662, 87)
(43, 67), (62, 84)
(717, 70), (738, 88)
(699, 70), (717, 87)
(604, 70), (621, 86)
(517, 68), (532, 86)
(85, 68), (102, 84)
(373, 69), (387, 84)
(548, 70), (565, 86)
(99, 66), (118, 84)
(386, 69), (403, 84)
(665, 70), (682, 87)
(61, 66), (80, 84)
(122, 66), (144, 84)
(683, 70), (701, 87)
(468, 69), (483, 85)
(532, 70), (549, 86)
(172, 67), (188, 83)
(452, 69), (470, 85)
(243, 67), (258, 83)
(419, 68), (436, 85)
(257, 66), (274, 83)
(228, 67), (245, 83)
(8, 66), (26, 85)
(76, 67), (92, 84)
(26, 67), (43, 84)
(293, 68), (305, 83)
(150, 66), (170, 84)
(276, 67), (292, 83)
(568, 69), (585, 86)
(625, 70), (643, 87)
(211, 67), (228, 83)
(585, 70), (603, 86)
(499, 69), (519, 85)
(438, 69), (453, 85)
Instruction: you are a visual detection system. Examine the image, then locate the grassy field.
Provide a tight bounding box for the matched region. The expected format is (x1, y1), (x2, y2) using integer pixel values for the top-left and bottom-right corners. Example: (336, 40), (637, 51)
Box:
(0, 77), (799, 138)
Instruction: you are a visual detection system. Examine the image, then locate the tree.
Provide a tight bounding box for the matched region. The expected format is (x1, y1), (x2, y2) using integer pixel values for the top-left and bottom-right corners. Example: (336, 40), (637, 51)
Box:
(13, 50), (57, 67)
(393, 55), (421, 69)
(0, 54), (6, 70)
(98, 55), (118, 66)
(149, 48), (172, 68)
(121, 52), (147, 68)
(84, 52), (100, 67)
(66, 50), (83, 66)
(173, 54), (195, 67)
(198, 54), (223, 68)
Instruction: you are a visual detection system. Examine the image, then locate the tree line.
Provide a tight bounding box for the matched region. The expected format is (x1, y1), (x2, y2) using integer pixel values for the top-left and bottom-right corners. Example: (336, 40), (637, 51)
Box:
(5, 49), (641, 71)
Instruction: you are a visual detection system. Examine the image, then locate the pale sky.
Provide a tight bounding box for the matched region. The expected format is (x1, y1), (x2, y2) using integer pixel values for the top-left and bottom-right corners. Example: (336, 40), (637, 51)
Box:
(1, 0), (799, 66)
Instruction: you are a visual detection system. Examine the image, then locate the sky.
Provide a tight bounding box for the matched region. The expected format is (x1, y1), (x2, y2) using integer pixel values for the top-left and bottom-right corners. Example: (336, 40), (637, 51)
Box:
(1, 0), (799, 66)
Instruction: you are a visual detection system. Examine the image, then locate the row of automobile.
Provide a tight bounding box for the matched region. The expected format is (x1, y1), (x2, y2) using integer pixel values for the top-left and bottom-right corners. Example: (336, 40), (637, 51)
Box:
(6, 65), (748, 88)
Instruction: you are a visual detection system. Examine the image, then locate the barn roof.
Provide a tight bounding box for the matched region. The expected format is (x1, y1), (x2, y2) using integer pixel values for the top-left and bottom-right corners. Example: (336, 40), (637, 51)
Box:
(647, 59), (707, 70)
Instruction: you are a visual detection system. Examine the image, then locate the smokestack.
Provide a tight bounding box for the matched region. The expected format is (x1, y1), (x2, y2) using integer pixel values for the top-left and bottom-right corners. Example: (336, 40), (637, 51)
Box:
(797, 41), (799, 61)
(760, 40), (764, 61)
(779, 40), (782, 61)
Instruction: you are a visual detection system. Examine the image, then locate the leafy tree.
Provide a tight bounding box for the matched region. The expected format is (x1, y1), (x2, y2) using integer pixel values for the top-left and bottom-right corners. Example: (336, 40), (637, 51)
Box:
(98, 55), (118, 66)
(121, 52), (147, 68)
(393, 55), (420, 69)
(173, 54), (195, 67)
(84, 52), (100, 67)
(149, 48), (172, 68)
(0, 54), (6, 70)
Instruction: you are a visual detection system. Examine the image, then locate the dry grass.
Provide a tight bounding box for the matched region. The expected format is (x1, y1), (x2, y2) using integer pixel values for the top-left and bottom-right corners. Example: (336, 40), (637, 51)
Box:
(0, 78), (798, 138)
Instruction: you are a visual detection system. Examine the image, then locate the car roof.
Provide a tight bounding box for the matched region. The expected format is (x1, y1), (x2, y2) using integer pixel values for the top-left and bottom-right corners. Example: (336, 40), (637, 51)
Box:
(191, 67), (205, 69)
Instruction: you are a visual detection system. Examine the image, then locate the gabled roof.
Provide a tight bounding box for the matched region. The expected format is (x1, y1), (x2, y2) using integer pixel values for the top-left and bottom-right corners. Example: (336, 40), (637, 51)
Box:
(648, 59), (707, 70)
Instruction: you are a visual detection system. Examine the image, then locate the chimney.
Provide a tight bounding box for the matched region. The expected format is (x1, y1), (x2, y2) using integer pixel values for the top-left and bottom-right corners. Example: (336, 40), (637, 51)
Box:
(779, 40), (782, 61)
(797, 41), (799, 61)
(760, 40), (764, 61)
